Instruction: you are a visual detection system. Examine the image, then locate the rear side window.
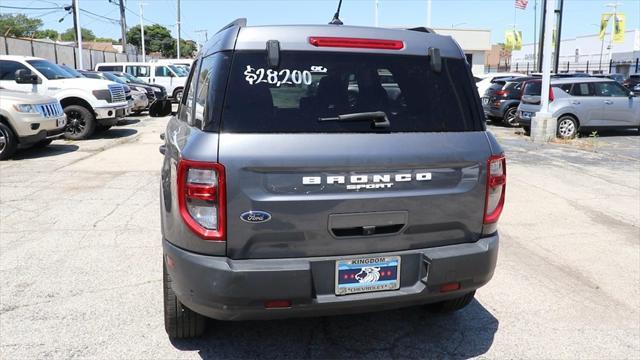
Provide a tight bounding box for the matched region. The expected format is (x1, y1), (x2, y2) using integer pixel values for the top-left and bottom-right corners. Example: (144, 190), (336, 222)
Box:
(97, 65), (122, 72)
(523, 81), (541, 96)
(221, 51), (483, 133)
(570, 83), (593, 96)
(593, 82), (629, 97)
(126, 65), (150, 77)
(0, 60), (28, 80)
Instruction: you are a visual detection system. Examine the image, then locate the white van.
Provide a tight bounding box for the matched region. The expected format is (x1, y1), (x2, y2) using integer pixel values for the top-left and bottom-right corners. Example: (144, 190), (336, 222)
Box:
(94, 62), (187, 101)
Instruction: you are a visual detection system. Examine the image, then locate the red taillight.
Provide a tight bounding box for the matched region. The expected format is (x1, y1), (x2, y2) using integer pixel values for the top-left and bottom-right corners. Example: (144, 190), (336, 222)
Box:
(549, 87), (554, 102)
(264, 300), (292, 309)
(309, 36), (404, 50)
(177, 159), (226, 241)
(495, 90), (508, 97)
(483, 155), (506, 224)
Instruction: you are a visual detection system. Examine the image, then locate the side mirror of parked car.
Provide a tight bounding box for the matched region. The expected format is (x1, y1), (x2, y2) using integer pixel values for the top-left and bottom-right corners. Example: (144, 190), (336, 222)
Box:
(148, 99), (173, 117)
(15, 69), (40, 84)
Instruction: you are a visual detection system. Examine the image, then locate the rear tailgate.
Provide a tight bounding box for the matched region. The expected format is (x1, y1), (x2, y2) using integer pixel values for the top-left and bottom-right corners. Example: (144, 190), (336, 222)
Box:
(220, 132), (491, 259)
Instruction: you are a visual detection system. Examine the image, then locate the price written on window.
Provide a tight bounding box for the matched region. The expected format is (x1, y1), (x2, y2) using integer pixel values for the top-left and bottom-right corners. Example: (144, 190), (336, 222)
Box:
(243, 66), (314, 86)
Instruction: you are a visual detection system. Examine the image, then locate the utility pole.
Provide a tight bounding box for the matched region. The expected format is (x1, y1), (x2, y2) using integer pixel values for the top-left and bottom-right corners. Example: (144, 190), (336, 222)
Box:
(73, 0), (83, 69)
(374, 0), (379, 27)
(530, 0), (556, 143)
(426, 0), (432, 27)
(118, 0), (127, 53)
(139, 1), (146, 62)
(552, 0), (564, 73)
(536, 0), (547, 72)
(176, 0), (181, 59)
(605, 2), (621, 72)
(533, 0), (537, 71)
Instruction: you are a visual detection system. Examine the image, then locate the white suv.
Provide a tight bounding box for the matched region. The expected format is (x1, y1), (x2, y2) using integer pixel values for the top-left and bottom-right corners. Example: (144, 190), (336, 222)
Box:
(0, 56), (130, 139)
(0, 89), (66, 160)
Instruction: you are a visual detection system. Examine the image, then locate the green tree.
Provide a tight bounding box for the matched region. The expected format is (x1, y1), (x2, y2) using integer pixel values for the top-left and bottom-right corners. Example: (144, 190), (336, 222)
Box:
(60, 27), (96, 42)
(0, 14), (43, 37)
(34, 29), (59, 40)
(95, 37), (116, 43)
(127, 24), (172, 55)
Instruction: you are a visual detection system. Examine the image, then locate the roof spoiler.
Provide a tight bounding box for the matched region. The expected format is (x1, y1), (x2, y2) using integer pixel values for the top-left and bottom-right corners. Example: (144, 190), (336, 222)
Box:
(216, 18), (247, 34)
(406, 27), (435, 34)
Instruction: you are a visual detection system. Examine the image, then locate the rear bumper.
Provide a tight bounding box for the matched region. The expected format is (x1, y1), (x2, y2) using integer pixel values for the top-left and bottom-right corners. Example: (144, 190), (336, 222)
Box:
(163, 235), (499, 321)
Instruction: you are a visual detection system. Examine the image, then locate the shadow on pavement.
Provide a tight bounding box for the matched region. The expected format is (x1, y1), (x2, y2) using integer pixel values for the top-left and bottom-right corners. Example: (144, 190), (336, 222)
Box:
(117, 119), (142, 126)
(13, 143), (79, 160)
(91, 128), (138, 140)
(171, 300), (498, 359)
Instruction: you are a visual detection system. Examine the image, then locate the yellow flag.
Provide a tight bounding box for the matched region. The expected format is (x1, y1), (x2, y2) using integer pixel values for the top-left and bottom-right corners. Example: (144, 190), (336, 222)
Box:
(505, 30), (516, 51)
(514, 31), (523, 50)
(613, 13), (625, 43)
(599, 13), (612, 40)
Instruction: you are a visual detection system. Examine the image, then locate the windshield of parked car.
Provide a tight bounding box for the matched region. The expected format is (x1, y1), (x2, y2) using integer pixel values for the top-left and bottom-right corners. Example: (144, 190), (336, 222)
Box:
(113, 71), (146, 84)
(27, 59), (73, 80)
(101, 72), (126, 84)
(60, 65), (84, 78)
(221, 51), (484, 133)
(169, 65), (188, 77)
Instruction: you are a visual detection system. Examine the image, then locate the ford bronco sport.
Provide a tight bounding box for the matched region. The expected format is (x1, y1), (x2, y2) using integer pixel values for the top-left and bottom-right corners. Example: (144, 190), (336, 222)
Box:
(157, 19), (505, 339)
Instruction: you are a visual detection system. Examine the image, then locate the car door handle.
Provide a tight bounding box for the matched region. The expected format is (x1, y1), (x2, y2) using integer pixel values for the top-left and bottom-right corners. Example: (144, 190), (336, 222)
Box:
(571, 101), (581, 105)
(604, 100), (614, 105)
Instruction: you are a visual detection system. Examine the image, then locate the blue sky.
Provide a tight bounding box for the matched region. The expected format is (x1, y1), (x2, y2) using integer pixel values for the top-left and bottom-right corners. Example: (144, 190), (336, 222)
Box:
(2, 0), (639, 45)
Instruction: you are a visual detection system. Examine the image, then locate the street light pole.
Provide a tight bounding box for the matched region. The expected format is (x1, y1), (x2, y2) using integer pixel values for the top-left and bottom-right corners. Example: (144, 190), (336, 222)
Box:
(74, 0), (83, 69)
(605, 2), (621, 73)
(176, 0), (181, 59)
(426, 0), (432, 27)
(139, 1), (146, 62)
(530, 0), (556, 143)
(374, 0), (379, 27)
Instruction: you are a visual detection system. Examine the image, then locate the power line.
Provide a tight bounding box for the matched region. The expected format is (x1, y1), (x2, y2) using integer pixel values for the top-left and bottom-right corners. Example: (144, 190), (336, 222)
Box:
(0, 5), (62, 10)
(79, 8), (120, 24)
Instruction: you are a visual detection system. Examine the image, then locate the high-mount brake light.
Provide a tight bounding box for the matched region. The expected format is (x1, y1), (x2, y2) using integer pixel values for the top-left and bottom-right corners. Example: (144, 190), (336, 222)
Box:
(308, 37), (404, 50)
(177, 159), (226, 241)
(483, 155), (506, 224)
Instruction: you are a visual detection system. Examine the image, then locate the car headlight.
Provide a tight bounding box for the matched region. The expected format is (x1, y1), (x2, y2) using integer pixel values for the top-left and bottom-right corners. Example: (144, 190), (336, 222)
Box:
(92, 89), (112, 101)
(13, 104), (38, 113)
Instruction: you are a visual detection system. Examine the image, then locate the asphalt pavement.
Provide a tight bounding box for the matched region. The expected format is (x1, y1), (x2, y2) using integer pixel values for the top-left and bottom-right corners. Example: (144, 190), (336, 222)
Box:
(1, 117), (638, 359)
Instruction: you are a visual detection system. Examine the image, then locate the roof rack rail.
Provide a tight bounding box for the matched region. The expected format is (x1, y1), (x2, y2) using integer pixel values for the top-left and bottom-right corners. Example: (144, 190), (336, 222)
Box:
(216, 18), (247, 35)
(406, 27), (435, 34)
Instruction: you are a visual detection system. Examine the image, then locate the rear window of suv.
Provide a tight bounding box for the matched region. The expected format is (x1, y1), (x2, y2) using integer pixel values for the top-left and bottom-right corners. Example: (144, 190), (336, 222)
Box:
(220, 51), (483, 133)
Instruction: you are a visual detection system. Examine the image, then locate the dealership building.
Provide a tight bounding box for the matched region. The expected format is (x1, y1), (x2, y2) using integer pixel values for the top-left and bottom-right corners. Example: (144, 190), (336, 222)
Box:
(510, 29), (640, 76)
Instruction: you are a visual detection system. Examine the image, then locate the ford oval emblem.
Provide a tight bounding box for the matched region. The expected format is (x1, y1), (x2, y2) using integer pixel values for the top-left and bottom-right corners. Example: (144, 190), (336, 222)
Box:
(240, 211), (272, 224)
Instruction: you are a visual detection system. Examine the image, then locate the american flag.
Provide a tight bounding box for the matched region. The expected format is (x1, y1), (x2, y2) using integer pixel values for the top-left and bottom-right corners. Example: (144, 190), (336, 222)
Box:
(515, 0), (529, 9)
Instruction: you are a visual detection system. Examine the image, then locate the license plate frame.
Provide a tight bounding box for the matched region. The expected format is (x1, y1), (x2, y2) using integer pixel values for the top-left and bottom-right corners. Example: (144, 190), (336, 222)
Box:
(335, 256), (401, 296)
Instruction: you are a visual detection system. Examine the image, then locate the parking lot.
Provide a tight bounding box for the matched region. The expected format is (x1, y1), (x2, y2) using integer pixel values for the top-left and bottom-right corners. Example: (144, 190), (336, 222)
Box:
(1, 115), (638, 359)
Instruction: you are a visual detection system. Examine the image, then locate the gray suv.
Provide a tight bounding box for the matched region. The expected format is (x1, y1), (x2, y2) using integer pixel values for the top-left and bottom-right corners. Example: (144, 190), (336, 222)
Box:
(157, 19), (505, 339)
(517, 78), (640, 138)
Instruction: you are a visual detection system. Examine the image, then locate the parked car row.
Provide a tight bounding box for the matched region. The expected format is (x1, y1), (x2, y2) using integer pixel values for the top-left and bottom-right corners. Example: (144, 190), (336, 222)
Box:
(478, 72), (640, 138)
(0, 55), (173, 159)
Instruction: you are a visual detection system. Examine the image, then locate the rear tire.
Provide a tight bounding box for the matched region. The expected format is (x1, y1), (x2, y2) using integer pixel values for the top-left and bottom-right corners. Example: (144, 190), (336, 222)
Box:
(556, 115), (579, 139)
(502, 106), (519, 127)
(426, 291), (476, 313)
(63, 105), (95, 140)
(0, 122), (17, 160)
(163, 259), (206, 339)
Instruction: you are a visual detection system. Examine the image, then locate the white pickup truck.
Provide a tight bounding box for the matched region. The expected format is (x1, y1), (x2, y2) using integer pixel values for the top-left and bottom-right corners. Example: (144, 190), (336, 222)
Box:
(0, 56), (130, 140)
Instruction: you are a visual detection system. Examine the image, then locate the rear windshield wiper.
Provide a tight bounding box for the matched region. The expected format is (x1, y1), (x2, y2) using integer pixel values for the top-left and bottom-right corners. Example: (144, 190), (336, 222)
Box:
(318, 111), (390, 128)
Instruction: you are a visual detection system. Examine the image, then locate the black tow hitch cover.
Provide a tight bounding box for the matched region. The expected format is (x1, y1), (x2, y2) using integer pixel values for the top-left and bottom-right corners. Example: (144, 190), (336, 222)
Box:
(149, 99), (172, 117)
(266, 40), (280, 69)
(429, 47), (442, 73)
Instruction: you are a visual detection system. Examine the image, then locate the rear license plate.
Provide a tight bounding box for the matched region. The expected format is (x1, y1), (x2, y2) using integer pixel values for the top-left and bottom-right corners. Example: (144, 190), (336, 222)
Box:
(335, 256), (401, 295)
(56, 117), (66, 127)
(521, 111), (533, 119)
(482, 97), (489, 105)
